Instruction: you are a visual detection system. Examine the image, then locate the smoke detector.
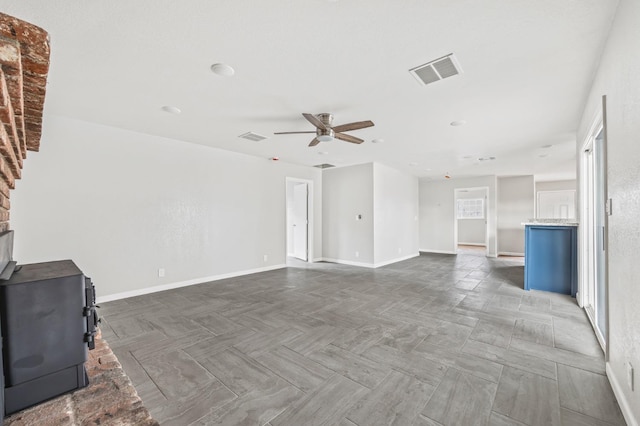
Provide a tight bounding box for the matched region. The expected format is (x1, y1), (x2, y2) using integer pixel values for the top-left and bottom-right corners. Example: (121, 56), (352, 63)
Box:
(410, 53), (463, 86)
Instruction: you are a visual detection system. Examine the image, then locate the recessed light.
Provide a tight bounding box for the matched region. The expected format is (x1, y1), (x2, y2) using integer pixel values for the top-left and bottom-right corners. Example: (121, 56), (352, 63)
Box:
(371, 138), (384, 144)
(424, 168), (432, 171)
(210, 63), (235, 77)
(539, 154), (548, 158)
(161, 105), (181, 114)
(541, 144), (553, 148)
(450, 120), (466, 127)
(478, 156), (496, 161)
(462, 155), (472, 159)
(409, 162), (419, 167)
(318, 151), (329, 155)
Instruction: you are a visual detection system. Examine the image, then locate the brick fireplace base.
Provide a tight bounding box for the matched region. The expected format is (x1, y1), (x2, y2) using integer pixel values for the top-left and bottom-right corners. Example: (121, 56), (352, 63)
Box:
(4, 330), (158, 425)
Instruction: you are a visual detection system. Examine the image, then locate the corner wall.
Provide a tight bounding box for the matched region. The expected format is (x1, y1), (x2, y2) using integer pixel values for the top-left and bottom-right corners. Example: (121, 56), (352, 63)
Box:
(577, 0), (640, 422)
(11, 115), (323, 300)
(322, 163), (374, 265)
(373, 163), (419, 265)
(497, 176), (534, 255)
(419, 176), (497, 256)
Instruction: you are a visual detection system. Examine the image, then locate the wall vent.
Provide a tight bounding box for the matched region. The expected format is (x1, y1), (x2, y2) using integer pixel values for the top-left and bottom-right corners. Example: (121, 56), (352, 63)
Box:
(409, 53), (463, 86)
(238, 132), (268, 141)
(314, 163), (335, 169)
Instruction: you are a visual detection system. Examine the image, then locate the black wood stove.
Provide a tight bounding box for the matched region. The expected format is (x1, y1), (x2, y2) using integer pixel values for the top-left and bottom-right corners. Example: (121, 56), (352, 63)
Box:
(0, 231), (98, 418)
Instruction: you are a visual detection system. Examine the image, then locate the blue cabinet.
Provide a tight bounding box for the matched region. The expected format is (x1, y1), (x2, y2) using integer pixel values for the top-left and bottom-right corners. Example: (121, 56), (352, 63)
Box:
(524, 225), (577, 297)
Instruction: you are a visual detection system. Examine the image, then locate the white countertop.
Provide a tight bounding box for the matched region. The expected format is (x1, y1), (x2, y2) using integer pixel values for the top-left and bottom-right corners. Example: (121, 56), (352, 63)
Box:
(522, 219), (579, 227)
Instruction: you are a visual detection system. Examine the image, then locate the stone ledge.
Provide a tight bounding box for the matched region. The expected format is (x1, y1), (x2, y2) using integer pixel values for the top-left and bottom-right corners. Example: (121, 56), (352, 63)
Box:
(4, 330), (159, 426)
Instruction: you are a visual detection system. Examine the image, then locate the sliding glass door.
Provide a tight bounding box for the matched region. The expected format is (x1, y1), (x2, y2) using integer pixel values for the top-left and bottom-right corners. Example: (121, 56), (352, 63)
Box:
(583, 126), (607, 350)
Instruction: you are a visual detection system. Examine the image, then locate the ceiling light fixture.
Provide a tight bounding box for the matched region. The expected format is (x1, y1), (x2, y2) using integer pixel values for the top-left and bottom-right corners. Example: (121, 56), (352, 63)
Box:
(210, 63), (235, 77)
(541, 144), (553, 148)
(161, 105), (181, 114)
(371, 138), (384, 144)
(450, 120), (467, 127)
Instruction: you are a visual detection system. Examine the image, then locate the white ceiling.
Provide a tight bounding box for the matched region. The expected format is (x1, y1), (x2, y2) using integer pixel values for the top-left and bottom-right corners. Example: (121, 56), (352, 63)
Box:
(2, 0), (619, 181)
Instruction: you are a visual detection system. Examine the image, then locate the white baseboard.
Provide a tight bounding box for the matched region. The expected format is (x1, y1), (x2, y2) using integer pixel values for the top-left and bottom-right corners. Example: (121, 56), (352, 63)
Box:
(319, 253), (420, 269)
(96, 264), (287, 303)
(498, 251), (525, 257)
(373, 253), (420, 268)
(458, 242), (486, 246)
(419, 248), (457, 255)
(320, 257), (376, 268)
(607, 362), (639, 426)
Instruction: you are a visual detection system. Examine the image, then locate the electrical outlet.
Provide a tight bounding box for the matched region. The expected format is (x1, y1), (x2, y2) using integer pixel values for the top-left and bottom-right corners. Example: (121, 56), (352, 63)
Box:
(628, 362), (634, 391)
(263, 254), (268, 262)
(355, 251), (359, 258)
(158, 268), (165, 278)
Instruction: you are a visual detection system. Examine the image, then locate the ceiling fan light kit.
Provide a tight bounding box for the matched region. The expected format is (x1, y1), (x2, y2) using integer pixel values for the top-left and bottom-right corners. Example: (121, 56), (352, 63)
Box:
(275, 113), (374, 147)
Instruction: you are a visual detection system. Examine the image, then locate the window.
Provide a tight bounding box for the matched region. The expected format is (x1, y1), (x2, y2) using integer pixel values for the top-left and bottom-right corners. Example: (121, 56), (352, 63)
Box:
(457, 198), (484, 219)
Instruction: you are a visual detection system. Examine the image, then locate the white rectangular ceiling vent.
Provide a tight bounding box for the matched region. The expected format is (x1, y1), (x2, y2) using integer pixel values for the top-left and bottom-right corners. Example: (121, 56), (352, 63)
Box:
(409, 53), (463, 86)
(314, 163), (335, 169)
(238, 131), (268, 142)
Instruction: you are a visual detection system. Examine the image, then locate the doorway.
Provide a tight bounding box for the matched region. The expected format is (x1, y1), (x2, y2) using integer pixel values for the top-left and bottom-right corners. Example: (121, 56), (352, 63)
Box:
(286, 178), (313, 263)
(454, 187), (489, 256)
(580, 108), (608, 353)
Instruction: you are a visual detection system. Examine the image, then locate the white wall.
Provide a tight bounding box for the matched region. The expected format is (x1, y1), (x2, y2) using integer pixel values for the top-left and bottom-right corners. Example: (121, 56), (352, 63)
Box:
(456, 189), (487, 245)
(419, 176), (497, 256)
(322, 163), (374, 265)
(11, 115), (322, 300)
(535, 179), (576, 192)
(577, 0), (640, 422)
(373, 163), (419, 265)
(497, 176), (534, 255)
(536, 179), (577, 219)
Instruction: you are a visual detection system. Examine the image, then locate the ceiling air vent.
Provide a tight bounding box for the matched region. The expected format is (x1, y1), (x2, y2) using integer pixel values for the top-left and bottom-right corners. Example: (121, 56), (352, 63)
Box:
(238, 131), (268, 142)
(314, 163), (335, 169)
(409, 53), (463, 86)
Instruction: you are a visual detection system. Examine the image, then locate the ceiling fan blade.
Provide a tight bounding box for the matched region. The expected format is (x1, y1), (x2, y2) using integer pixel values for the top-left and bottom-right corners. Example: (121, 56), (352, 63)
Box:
(302, 113), (327, 130)
(332, 120), (374, 133)
(335, 132), (364, 144)
(308, 137), (321, 147)
(274, 131), (317, 135)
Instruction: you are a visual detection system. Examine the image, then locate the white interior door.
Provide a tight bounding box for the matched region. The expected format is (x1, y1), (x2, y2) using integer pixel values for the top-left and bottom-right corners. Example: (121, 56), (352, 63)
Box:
(292, 183), (308, 261)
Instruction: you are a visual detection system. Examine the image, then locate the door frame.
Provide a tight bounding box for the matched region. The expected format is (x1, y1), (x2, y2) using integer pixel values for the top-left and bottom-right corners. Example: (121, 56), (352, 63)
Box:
(453, 186), (490, 256)
(285, 177), (314, 263)
(578, 97), (609, 357)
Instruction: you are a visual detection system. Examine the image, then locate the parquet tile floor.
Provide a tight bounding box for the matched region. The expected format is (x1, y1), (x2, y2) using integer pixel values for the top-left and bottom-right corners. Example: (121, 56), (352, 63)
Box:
(100, 251), (625, 425)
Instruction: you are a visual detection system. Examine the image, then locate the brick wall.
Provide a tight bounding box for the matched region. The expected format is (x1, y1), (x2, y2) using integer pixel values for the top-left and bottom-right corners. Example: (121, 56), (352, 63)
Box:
(0, 13), (50, 231)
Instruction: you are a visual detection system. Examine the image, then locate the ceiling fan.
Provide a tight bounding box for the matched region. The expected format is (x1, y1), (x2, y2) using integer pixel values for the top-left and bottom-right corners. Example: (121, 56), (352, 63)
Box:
(274, 113), (374, 147)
